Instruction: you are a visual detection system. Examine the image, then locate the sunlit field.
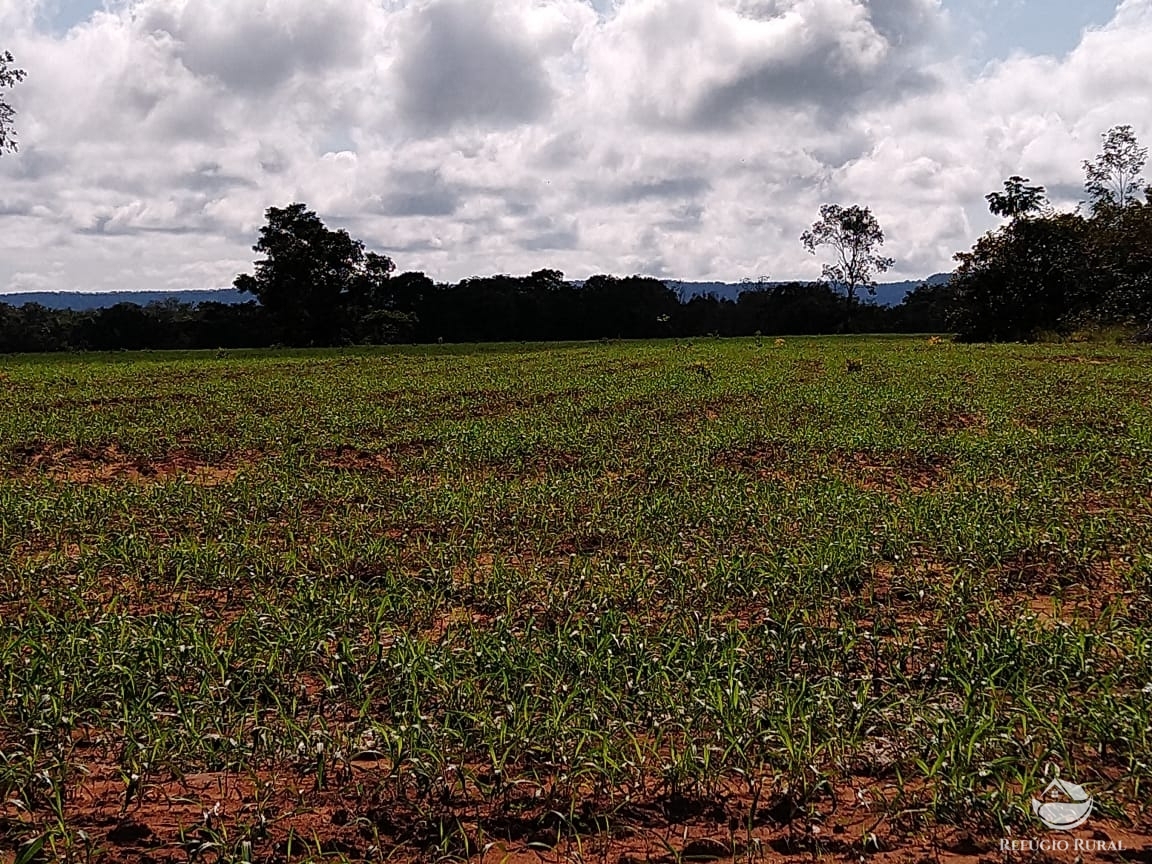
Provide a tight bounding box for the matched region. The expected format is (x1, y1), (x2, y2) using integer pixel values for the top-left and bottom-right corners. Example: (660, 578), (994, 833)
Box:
(2, 337), (1151, 863)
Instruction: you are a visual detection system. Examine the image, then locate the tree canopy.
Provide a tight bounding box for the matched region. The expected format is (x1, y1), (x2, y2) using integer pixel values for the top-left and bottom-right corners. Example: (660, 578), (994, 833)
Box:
(986, 176), (1048, 221)
(800, 204), (894, 306)
(1084, 124), (1149, 213)
(0, 50), (27, 156)
(950, 126), (1152, 340)
(233, 203), (396, 345)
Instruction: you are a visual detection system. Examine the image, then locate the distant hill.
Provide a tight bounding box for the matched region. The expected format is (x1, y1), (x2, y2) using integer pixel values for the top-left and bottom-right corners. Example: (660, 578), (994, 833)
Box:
(670, 273), (952, 307)
(0, 274), (952, 311)
(0, 289), (248, 310)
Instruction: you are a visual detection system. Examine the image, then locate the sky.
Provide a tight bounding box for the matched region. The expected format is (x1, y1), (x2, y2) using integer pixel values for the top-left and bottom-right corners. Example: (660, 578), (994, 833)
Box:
(0, 0), (1148, 294)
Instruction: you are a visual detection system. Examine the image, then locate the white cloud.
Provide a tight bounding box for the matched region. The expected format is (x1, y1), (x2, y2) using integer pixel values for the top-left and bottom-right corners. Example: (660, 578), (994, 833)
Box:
(0, 0), (1150, 294)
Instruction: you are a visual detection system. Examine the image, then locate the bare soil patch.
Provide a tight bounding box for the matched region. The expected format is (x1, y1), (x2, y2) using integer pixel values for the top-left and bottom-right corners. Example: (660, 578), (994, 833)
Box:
(9, 443), (248, 486)
(713, 441), (798, 484)
(715, 445), (951, 496)
(1044, 355), (1123, 365)
(389, 437), (440, 458)
(791, 358), (826, 383)
(48, 394), (173, 410)
(919, 408), (987, 436)
(466, 389), (580, 418)
(830, 450), (952, 496)
(1010, 556), (1134, 625)
(4, 763), (1146, 864)
(669, 396), (748, 425)
(320, 445), (399, 474)
(521, 447), (584, 476)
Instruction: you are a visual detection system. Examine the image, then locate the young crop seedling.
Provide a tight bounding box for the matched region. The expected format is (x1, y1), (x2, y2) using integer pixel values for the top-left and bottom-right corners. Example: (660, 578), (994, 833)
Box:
(0, 337), (1148, 861)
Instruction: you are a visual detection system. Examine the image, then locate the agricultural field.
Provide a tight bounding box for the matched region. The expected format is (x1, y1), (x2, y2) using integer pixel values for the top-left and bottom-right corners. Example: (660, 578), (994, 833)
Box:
(1, 336), (1151, 864)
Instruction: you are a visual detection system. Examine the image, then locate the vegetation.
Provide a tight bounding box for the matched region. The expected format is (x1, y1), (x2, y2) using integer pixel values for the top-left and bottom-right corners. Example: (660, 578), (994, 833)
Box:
(1084, 125), (1149, 213)
(800, 204), (894, 307)
(4, 125), (1150, 349)
(233, 204), (400, 346)
(985, 176), (1048, 221)
(951, 125), (1152, 341)
(0, 277), (947, 354)
(0, 50), (26, 156)
(1, 337), (1150, 861)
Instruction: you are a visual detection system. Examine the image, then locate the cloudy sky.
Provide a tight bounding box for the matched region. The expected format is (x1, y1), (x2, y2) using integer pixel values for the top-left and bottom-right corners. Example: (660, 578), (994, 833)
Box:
(0, 0), (1147, 293)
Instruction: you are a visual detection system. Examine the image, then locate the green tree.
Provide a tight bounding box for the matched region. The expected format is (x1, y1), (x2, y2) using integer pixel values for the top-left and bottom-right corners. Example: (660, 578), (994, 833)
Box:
(234, 203), (395, 346)
(950, 212), (1097, 341)
(1087, 193), (1152, 325)
(986, 176), (1048, 220)
(800, 204), (895, 306)
(1084, 125), (1148, 213)
(0, 50), (27, 155)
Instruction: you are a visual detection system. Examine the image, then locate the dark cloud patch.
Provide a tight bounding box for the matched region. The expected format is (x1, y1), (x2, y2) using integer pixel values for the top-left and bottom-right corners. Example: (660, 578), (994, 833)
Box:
(0, 198), (36, 217)
(111, 77), (225, 143)
(258, 147), (289, 175)
(120, 81), (164, 119)
(152, 100), (227, 142)
(620, 0), (946, 130)
(395, 0), (553, 133)
(686, 57), (937, 129)
(519, 228), (580, 251)
(141, 1), (365, 93)
(532, 133), (588, 169)
(517, 215), (579, 251)
(865, 0), (943, 47)
(1046, 182), (1086, 204)
(656, 203), (706, 232)
(92, 169), (228, 197)
(89, 172), (158, 196)
(803, 131), (877, 170)
(464, 180), (544, 216)
(182, 163), (257, 193)
(609, 176), (711, 203)
(502, 198), (536, 217)
(77, 219), (204, 237)
(371, 170), (461, 217)
(0, 148), (67, 181)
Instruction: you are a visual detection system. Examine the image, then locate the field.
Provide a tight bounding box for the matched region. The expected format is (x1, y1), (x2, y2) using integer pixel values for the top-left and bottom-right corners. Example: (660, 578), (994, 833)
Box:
(1, 337), (1151, 863)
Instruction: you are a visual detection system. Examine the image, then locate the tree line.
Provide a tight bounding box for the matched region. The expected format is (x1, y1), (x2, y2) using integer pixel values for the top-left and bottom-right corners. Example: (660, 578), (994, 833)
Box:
(1, 46), (1149, 349)
(0, 275), (948, 353)
(944, 125), (1152, 341)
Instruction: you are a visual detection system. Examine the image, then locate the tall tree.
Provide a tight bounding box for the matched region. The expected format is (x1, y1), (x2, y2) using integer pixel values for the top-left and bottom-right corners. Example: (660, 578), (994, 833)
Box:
(0, 50), (27, 156)
(800, 204), (895, 306)
(986, 176), (1048, 220)
(234, 204), (394, 346)
(950, 213), (1097, 341)
(1084, 124), (1148, 212)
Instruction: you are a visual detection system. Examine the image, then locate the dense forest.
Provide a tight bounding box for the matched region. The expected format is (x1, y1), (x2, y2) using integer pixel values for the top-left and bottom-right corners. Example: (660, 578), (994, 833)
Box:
(0, 275), (951, 352)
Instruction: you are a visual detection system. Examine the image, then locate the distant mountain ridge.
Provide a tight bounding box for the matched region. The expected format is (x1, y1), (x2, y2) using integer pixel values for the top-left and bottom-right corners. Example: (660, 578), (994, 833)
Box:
(670, 273), (952, 306)
(0, 289), (250, 311)
(0, 274), (951, 311)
